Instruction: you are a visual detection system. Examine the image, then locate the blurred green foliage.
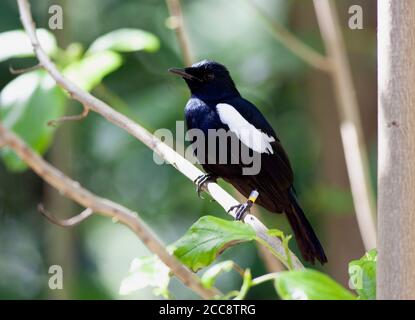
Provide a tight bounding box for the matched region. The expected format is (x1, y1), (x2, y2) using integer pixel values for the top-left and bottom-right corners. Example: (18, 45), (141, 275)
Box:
(0, 0), (376, 300)
(0, 70), (66, 171)
(348, 249), (376, 300)
(274, 269), (356, 300)
(0, 29), (57, 62)
(119, 254), (171, 298)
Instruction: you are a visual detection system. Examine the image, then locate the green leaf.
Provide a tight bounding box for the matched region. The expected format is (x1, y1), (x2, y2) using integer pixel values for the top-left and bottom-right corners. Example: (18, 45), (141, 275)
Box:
(274, 269), (356, 300)
(267, 228), (292, 250)
(119, 255), (171, 298)
(201, 260), (234, 289)
(63, 51), (122, 91)
(0, 71), (65, 171)
(348, 249), (377, 300)
(0, 29), (57, 62)
(173, 216), (256, 272)
(267, 229), (284, 238)
(87, 28), (160, 54)
(264, 228), (293, 269)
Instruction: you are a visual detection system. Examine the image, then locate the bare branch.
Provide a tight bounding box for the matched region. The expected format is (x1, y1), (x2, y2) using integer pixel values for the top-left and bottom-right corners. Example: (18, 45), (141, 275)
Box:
(9, 63), (42, 75)
(16, 0), (303, 270)
(38, 204), (93, 227)
(250, 1), (331, 72)
(313, 0), (377, 250)
(0, 122), (218, 299)
(48, 106), (89, 127)
(232, 262), (245, 277)
(166, 0), (194, 66)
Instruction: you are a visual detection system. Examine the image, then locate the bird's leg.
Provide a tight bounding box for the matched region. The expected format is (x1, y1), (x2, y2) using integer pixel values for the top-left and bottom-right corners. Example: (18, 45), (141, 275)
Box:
(228, 190), (259, 221)
(194, 173), (218, 198)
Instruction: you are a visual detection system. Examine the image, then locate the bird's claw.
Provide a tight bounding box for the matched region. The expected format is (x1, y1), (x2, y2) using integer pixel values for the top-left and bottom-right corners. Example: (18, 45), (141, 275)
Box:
(194, 173), (217, 199)
(227, 201), (253, 221)
(228, 190), (258, 221)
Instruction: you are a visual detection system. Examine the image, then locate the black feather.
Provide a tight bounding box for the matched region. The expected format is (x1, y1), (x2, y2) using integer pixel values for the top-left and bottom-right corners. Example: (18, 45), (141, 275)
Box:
(286, 188), (327, 264)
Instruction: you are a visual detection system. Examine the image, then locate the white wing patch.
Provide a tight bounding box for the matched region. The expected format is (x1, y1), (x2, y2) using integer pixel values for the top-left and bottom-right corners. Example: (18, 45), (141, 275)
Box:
(216, 103), (275, 154)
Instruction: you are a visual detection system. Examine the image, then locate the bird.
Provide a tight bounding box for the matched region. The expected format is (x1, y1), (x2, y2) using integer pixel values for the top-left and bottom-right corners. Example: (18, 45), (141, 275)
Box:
(169, 59), (327, 264)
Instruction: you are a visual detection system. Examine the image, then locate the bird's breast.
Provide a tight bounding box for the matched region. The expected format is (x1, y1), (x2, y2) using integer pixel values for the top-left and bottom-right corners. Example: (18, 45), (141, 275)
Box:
(184, 98), (223, 133)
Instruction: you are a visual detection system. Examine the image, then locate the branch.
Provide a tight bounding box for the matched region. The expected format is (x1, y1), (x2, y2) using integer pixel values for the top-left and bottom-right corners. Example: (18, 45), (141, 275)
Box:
(313, 0), (377, 250)
(47, 105), (89, 127)
(250, 1), (330, 72)
(38, 204), (93, 227)
(0, 123), (218, 299)
(166, 0), (194, 66)
(9, 62), (42, 74)
(16, 0), (303, 270)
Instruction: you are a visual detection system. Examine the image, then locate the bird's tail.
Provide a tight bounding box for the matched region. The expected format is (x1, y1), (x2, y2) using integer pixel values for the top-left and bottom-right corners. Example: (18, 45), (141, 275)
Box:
(285, 188), (327, 264)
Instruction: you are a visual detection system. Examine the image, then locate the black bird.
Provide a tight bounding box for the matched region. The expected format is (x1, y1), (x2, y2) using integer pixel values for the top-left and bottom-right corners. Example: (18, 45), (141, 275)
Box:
(169, 60), (327, 264)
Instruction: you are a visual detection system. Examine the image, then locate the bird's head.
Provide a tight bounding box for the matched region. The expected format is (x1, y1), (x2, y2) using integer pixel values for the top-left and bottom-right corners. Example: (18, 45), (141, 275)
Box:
(169, 60), (240, 100)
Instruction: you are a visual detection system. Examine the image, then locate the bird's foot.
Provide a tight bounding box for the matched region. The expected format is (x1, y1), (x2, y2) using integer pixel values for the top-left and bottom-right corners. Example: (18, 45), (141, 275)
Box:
(194, 173), (217, 199)
(227, 190), (259, 221)
(228, 202), (252, 221)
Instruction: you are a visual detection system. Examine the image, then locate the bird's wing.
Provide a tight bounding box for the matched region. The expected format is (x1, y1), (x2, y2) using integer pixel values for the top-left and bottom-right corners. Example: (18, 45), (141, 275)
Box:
(224, 97), (278, 139)
(219, 97), (293, 169)
(215, 99), (294, 189)
(216, 103), (276, 155)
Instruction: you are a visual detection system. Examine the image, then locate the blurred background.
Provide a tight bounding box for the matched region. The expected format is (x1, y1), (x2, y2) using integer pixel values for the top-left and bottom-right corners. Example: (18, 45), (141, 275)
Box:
(0, 0), (376, 299)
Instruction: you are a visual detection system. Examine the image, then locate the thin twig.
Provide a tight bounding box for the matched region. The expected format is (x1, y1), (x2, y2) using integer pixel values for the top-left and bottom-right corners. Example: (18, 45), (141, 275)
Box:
(0, 122), (218, 299)
(166, 0), (194, 66)
(16, 0), (304, 270)
(38, 204), (94, 227)
(313, 0), (377, 250)
(232, 262), (245, 277)
(48, 106), (89, 127)
(250, 1), (331, 72)
(9, 63), (42, 75)
(251, 272), (280, 286)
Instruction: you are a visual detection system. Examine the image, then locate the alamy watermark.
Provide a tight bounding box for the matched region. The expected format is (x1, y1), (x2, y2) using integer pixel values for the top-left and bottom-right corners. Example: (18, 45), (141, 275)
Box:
(48, 264), (63, 290)
(48, 5), (63, 30)
(348, 5), (363, 30)
(46, 3), (364, 34)
(348, 265), (364, 290)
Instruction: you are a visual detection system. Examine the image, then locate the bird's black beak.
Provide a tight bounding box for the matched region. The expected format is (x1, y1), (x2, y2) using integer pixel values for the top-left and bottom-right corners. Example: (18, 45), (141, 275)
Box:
(168, 67), (201, 81)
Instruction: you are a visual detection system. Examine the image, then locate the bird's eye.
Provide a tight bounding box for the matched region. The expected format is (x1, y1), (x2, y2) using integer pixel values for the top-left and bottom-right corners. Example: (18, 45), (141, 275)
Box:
(205, 73), (215, 81)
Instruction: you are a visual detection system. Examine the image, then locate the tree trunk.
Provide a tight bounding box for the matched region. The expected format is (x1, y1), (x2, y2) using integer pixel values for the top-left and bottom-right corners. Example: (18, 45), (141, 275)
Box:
(378, 0), (415, 300)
